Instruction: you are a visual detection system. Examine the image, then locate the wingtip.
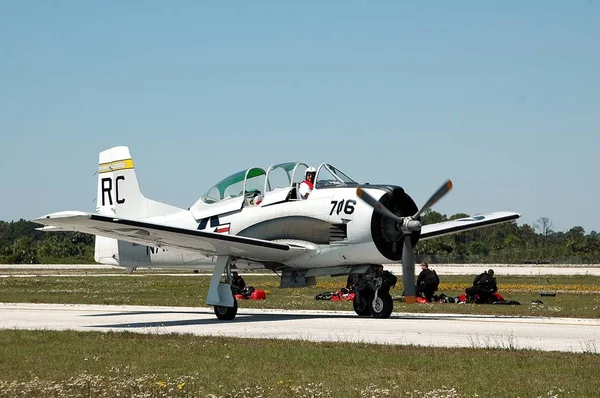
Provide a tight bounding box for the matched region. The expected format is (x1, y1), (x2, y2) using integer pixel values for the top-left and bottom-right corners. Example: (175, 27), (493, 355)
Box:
(32, 211), (91, 223)
(446, 180), (453, 190)
(35, 226), (61, 232)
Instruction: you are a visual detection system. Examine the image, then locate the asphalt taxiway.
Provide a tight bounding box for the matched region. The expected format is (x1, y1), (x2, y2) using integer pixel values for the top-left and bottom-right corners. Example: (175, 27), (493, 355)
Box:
(1, 303), (598, 353)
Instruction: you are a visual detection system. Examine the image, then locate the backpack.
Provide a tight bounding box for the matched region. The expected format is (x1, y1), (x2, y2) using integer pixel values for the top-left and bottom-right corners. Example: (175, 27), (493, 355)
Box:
(425, 270), (440, 287)
(476, 273), (493, 290)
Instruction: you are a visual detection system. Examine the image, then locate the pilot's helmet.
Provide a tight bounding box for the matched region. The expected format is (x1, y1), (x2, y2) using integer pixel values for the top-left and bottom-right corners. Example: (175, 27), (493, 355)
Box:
(306, 166), (316, 177)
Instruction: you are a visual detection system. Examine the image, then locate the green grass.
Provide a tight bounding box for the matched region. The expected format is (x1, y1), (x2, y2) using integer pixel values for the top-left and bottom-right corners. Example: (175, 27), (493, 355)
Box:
(0, 330), (598, 397)
(1, 274), (599, 318)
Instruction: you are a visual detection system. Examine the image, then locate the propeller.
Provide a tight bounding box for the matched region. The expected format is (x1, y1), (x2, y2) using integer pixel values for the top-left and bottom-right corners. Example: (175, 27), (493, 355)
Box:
(356, 180), (453, 304)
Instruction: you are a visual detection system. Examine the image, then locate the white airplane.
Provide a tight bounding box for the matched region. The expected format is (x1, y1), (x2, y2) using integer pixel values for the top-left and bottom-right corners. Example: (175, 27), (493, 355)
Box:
(33, 146), (520, 320)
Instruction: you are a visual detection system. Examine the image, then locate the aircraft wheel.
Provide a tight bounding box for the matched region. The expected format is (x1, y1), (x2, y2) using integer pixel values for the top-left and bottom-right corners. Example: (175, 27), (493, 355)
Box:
(369, 290), (393, 319)
(214, 299), (238, 321)
(353, 290), (371, 317)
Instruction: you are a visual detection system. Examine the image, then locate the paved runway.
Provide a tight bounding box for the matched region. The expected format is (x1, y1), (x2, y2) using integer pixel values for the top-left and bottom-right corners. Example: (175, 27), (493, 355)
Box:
(1, 303), (598, 353)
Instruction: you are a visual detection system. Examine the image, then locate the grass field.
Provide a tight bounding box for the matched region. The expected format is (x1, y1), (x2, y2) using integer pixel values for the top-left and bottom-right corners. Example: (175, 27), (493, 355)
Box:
(1, 330), (599, 398)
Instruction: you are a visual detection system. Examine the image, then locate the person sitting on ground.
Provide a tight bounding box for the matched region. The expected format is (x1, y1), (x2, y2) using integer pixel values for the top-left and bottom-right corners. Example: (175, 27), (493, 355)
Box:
(231, 271), (247, 295)
(465, 269), (498, 303)
(299, 167), (316, 199)
(416, 262), (440, 302)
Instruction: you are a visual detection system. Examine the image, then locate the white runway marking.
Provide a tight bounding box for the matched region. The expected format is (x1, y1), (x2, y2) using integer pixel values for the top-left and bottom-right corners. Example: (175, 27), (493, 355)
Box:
(1, 303), (598, 353)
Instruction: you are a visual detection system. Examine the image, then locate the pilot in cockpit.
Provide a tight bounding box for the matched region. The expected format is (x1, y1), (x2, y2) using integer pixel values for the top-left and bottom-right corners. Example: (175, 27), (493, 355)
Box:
(250, 192), (262, 205)
(246, 189), (263, 206)
(299, 167), (316, 199)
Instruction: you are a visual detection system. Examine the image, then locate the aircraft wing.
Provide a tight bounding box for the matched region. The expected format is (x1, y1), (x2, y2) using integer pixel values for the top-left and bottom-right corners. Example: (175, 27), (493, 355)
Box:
(33, 211), (310, 262)
(420, 211), (520, 240)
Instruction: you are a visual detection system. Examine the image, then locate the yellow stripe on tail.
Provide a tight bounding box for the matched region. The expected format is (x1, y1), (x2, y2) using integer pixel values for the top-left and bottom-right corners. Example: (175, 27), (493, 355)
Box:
(99, 158), (134, 174)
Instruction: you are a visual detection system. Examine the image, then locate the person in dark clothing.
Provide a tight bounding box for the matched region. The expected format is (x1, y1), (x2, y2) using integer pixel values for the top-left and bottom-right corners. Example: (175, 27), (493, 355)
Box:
(344, 274), (355, 294)
(416, 262), (440, 302)
(231, 271), (247, 295)
(465, 269), (498, 303)
(375, 265), (398, 292)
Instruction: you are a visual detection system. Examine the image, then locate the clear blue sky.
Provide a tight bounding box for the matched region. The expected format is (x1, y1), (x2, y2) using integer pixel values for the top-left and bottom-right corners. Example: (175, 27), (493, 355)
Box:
(1, 1), (598, 233)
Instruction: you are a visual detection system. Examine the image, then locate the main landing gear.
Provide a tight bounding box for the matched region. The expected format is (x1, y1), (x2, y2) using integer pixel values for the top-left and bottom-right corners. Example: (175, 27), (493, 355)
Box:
(351, 265), (396, 319)
(207, 256), (239, 321)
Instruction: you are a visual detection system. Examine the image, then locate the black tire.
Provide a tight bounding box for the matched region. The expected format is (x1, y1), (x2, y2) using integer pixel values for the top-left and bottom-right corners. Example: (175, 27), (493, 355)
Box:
(214, 299), (238, 321)
(353, 290), (371, 317)
(369, 290), (394, 319)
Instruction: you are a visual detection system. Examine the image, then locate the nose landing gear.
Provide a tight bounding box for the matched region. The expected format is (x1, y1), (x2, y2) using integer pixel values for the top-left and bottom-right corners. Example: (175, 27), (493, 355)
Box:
(351, 265), (397, 319)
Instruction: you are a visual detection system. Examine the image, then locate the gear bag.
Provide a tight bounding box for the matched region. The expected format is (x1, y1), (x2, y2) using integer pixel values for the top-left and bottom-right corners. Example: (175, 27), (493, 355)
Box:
(476, 273), (494, 292)
(425, 270), (440, 287)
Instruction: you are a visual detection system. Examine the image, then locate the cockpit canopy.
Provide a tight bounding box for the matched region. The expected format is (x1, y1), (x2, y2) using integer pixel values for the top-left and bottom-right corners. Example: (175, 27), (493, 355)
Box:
(201, 167), (266, 204)
(314, 163), (356, 189)
(264, 162), (308, 193)
(199, 162), (357, 205)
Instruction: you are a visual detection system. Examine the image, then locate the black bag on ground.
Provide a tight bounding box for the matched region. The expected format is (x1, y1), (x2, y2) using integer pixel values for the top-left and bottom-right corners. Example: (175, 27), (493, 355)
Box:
(491, 300), (521, 305)
(315, 291), (337, 300)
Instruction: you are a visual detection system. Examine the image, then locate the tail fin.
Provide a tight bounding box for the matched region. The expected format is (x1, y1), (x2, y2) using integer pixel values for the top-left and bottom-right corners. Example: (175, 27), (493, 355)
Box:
(96, 146), (183, 219)
(94, 146), (182, 269)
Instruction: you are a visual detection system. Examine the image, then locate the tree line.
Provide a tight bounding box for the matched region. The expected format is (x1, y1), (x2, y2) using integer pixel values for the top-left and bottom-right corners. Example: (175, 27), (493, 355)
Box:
(0, 220), (94, 264)
(416, 211), (600, 264)
(1, 214), (599, 264)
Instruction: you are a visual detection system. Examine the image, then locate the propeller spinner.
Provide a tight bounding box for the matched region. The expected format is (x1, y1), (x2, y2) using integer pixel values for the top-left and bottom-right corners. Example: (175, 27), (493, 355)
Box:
(356, 180), (453, 304)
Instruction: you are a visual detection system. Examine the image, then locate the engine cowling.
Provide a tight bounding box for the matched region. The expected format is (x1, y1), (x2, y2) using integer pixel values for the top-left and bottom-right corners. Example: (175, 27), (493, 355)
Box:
(369, 186), (420, 261)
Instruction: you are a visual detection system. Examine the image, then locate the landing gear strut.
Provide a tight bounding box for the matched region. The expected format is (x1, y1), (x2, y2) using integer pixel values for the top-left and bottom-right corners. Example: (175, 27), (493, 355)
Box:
(207, 256), (238, 321)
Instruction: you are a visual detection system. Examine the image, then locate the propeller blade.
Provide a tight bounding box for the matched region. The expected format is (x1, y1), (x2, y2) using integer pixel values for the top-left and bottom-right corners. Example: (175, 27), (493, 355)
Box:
(356, 186), (406, 224)
(357, 181), (452, 304)
(402, 235), (416, 304)
(413, 179), (453, 219)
